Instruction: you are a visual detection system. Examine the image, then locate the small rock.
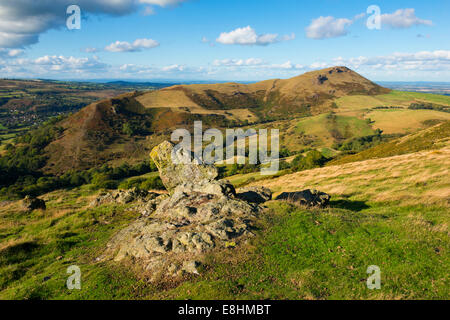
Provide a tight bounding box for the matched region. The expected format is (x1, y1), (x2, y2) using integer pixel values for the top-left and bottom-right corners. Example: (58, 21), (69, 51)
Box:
(276, 189), (331, 208)
(22, 196), (46, 212)
(237, 187), (272, 204)
(182, 261), (201, 275)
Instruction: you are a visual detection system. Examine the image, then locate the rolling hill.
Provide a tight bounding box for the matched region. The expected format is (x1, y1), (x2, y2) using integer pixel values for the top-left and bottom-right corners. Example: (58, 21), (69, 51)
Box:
(41, 67), (389, 173)
(6, 66), (446, 175)
(136, 66), (389, 119)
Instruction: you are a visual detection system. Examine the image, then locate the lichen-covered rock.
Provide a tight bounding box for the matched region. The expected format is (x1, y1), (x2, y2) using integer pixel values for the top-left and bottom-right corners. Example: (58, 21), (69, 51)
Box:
(276, 189), (331, 208)
(90, 188), (159, 207)
(22, 196), (46, 212)
(237, 186), (272, 204)
(106, 188), (259, 272)
(150, 141), (218, 193)
(104, 141), (266, 281)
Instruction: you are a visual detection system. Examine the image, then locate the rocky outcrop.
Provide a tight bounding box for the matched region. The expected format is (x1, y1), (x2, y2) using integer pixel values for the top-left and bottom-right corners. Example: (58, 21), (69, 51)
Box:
(276, 190), (331, 208)
(90, 188), (160, 207)
(22, 196), (46, 212)
(104, 141), (270, 280)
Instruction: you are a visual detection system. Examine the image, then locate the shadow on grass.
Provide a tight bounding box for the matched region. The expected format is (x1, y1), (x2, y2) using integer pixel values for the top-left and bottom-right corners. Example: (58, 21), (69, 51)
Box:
(330, 199), (370, 212)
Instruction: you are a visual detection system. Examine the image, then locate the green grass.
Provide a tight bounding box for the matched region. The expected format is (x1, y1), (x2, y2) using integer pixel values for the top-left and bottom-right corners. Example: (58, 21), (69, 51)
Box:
(336, 91), (450, 112)
(385, 90), (450, 106)
(154, 201), (449, 300)
(1, 192), (448, 299)
(295, 114), (375, 147)
(0, 187), (146, 299)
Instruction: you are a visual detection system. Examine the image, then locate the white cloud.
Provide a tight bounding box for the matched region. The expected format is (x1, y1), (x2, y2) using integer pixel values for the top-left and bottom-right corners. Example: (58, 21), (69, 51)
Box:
(213, 58), (264, 67)
(105, 38), (159, 52)
(333, 50), (450, 72)
(309, 62), (331, 69)
(212, 58), (304, 72)
(0, 54), (108, 78)
(162, 64), (185, 72)
(306, 16), (353, 39)
(0, 0), (189, 49)
(0, 48), (24, 58)
(84, 47), (99, 53)
(381, 9), (432, 29)
(216, 26), (295, 46)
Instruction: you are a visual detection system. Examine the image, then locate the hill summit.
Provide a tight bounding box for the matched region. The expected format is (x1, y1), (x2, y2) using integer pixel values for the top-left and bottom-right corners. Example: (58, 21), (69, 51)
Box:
(136, 66), (389, 119)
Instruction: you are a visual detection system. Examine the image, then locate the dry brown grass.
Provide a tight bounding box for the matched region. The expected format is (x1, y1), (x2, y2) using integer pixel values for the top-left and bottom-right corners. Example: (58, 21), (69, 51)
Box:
(254, 146), (450, 206)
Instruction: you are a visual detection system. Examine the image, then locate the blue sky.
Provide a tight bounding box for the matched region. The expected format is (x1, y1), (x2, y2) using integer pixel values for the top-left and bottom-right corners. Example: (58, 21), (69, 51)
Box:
(0, 0), (449, 81)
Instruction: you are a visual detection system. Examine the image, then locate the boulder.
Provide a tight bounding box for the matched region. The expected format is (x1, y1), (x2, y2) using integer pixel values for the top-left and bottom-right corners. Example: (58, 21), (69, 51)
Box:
(150, 141), (218, 193)
(22, 196), (46, 212)
(276, 189), (331, 208)
(105, 141), (263, 279)
(237, 186), (272, 204)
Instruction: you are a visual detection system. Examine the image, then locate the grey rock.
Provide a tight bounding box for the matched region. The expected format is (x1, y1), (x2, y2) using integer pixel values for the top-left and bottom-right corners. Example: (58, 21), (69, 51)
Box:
(90, 188), (160, 207)
(182, 261), (201, 275)
(150, 141), (219, 193)
(276, 189), (331, 208)
(237, 186), (272, 204)
(104, 140), (265, 279)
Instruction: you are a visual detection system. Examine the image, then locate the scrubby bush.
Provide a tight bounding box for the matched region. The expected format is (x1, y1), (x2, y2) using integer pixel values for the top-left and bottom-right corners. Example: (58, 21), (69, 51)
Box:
(291, 150), (328, 172)
(140, 176), (165, 190)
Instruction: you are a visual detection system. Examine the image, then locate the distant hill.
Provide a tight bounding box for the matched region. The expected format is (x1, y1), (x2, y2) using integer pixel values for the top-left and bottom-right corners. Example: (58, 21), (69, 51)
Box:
(136, 66), (389, 120)
(40, 67), (391, 173)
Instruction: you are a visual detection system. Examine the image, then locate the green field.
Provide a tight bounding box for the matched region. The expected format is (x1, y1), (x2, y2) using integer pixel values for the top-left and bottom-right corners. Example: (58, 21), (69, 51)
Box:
(335, 90), (450, 112)
(296, 114), (375, 145)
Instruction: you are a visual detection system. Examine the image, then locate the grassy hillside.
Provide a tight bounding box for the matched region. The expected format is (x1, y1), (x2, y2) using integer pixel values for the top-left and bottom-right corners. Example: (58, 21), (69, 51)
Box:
(335, 90), (450, 111)
(136, 66), (388, 121)
(295, 113), (376, 147)
(0, 142), (448, 299)
(334, 90), (450, 135)
(255, 142), (450, 207)
(330, 121), (450, 165)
